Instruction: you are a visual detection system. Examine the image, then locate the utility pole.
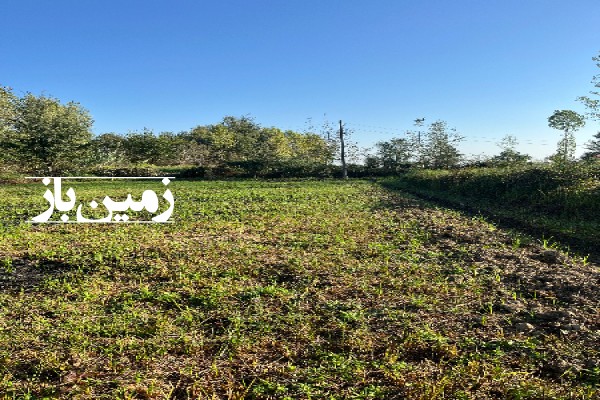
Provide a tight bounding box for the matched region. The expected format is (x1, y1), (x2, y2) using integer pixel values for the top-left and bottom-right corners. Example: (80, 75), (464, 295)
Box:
(414, 118), (425, 168)
(339, 120), (348, 179)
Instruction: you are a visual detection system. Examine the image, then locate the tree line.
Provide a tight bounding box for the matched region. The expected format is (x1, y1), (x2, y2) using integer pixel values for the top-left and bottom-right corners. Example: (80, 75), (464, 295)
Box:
(1, 52), (598, 177)
(0, 85), (480, 177)
(0, 87), (335, 175)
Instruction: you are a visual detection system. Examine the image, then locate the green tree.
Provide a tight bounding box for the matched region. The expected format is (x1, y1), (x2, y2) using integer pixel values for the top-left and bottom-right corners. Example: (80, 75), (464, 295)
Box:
(581, 131), (600, 160)
(156, 131), (189, 165)
(122, 129), (161, 164)
(255, 127), (291, 162)
(189, 116), (332, 170)
(222, 115), (262, 161)
(13, 93), (93, 173)
(187, 125), (217, 166)
(578, 52), (600, 162)
(375, 138), (412, 171)
(420, 120), (463, 169)
(577, 52), (600, 122)
(193, 116), (261, 164)
(547, 109), (585, 164)
(286, 130), (332, 163)
(489, 135), (531, 166)
(90, 133), (126, 165)
(0, 85), (19, 165)
(175, 130), (210, 165)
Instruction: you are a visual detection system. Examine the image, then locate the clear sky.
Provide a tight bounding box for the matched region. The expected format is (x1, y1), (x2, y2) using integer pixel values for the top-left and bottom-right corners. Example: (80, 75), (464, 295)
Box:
(1, 0), (599, 160)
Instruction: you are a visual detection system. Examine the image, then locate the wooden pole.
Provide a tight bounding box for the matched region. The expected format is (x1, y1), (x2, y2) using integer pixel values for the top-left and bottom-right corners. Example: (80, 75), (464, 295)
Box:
(339, 120), (348, 179)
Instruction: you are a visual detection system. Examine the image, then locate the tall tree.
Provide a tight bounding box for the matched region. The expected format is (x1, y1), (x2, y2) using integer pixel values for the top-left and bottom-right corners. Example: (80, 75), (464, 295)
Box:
(420, 120), (463, 169)
(547, 109), (585, 164)
(222, 115), (262, 161)
(578, 52), (600, 161)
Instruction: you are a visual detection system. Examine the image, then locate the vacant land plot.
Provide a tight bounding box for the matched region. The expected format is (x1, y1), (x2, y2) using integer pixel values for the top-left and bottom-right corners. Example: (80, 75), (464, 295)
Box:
(0, 180), (598, 399)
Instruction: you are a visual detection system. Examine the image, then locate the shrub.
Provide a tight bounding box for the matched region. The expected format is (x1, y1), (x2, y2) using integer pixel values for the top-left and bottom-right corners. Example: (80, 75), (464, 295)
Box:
(89, 164), (161, 177)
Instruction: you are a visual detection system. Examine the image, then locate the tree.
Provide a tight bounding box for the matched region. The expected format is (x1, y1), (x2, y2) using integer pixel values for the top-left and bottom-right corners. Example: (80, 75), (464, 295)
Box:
(156, 131), (190, 165)
(187, 116), (333, 172)
(122, 129), (161, 164)
(375, 137), (412, 171)
(547, 109), (585, 164)
(420, 120), (463, 169)
(581, 131), (600, 160)
(578, 52), (600, 122)
(254, 127), (291, 162)
(489, 134), (531, 166)
(90, 133), (126, 165)
(12, 93), (93, 173)
(578, 52), (600, 161)
(175, 130), (210, 165)
(222, 115), (262, 161)
(285, 130), (332, 163)
(364, 155), (381, 170)
(0, 85), (19, 165)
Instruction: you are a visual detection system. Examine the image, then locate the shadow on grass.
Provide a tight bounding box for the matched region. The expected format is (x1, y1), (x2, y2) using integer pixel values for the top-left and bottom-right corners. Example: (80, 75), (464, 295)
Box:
(0, 258), (75, 293)
(377, 178), (600, 263)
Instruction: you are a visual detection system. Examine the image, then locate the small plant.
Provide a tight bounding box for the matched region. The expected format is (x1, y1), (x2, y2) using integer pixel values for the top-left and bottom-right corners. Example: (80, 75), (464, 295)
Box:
(0, 257), (13, 273)
(540, 236), (559, 250)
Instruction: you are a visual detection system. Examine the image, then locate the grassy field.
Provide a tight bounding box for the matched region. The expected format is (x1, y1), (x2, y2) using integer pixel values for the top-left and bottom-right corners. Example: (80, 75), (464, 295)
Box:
(0, 179), (598, 399)
(382, 165), (600, 260)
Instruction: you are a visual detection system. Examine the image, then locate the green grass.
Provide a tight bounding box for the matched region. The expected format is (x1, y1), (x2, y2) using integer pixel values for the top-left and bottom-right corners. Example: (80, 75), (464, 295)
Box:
(381, 164), (600, 257)
(0, 179), (598, 399)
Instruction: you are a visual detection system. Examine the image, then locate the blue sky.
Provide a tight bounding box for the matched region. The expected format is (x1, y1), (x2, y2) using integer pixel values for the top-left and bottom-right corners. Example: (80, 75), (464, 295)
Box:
(1, 0), (599, 160)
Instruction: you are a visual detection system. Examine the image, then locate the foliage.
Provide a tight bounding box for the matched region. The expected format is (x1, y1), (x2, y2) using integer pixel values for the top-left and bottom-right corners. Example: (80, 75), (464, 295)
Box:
(489, 149), (531, 165)
(547, 110), (585, 165)
(489, 135), (531, 166)
(121, 129), (162, 164)
(89, 132), (126, 165)
(374, 138), (412, 171)
(372, 119), (464, 171)
(548, 110), (586, 134)
(582, 131), (600, 160)
(419, 120), (463, 169)
(7, 93), (93, 173)
(89, 163), (161, 177)
(189, 116), (333, 168)
(0, 85), (19, 165)
(385, 162), (600, 246)
(577, 51), (600, 122)
(0, 88), (335, 175)
(176, 160), (391, 179)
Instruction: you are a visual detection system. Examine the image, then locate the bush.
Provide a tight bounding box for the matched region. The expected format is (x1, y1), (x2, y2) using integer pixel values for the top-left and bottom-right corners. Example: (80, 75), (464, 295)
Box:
(174, 161), (403, 179)
(393, 163), (600, 219)
(90, 164), (161, 177)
